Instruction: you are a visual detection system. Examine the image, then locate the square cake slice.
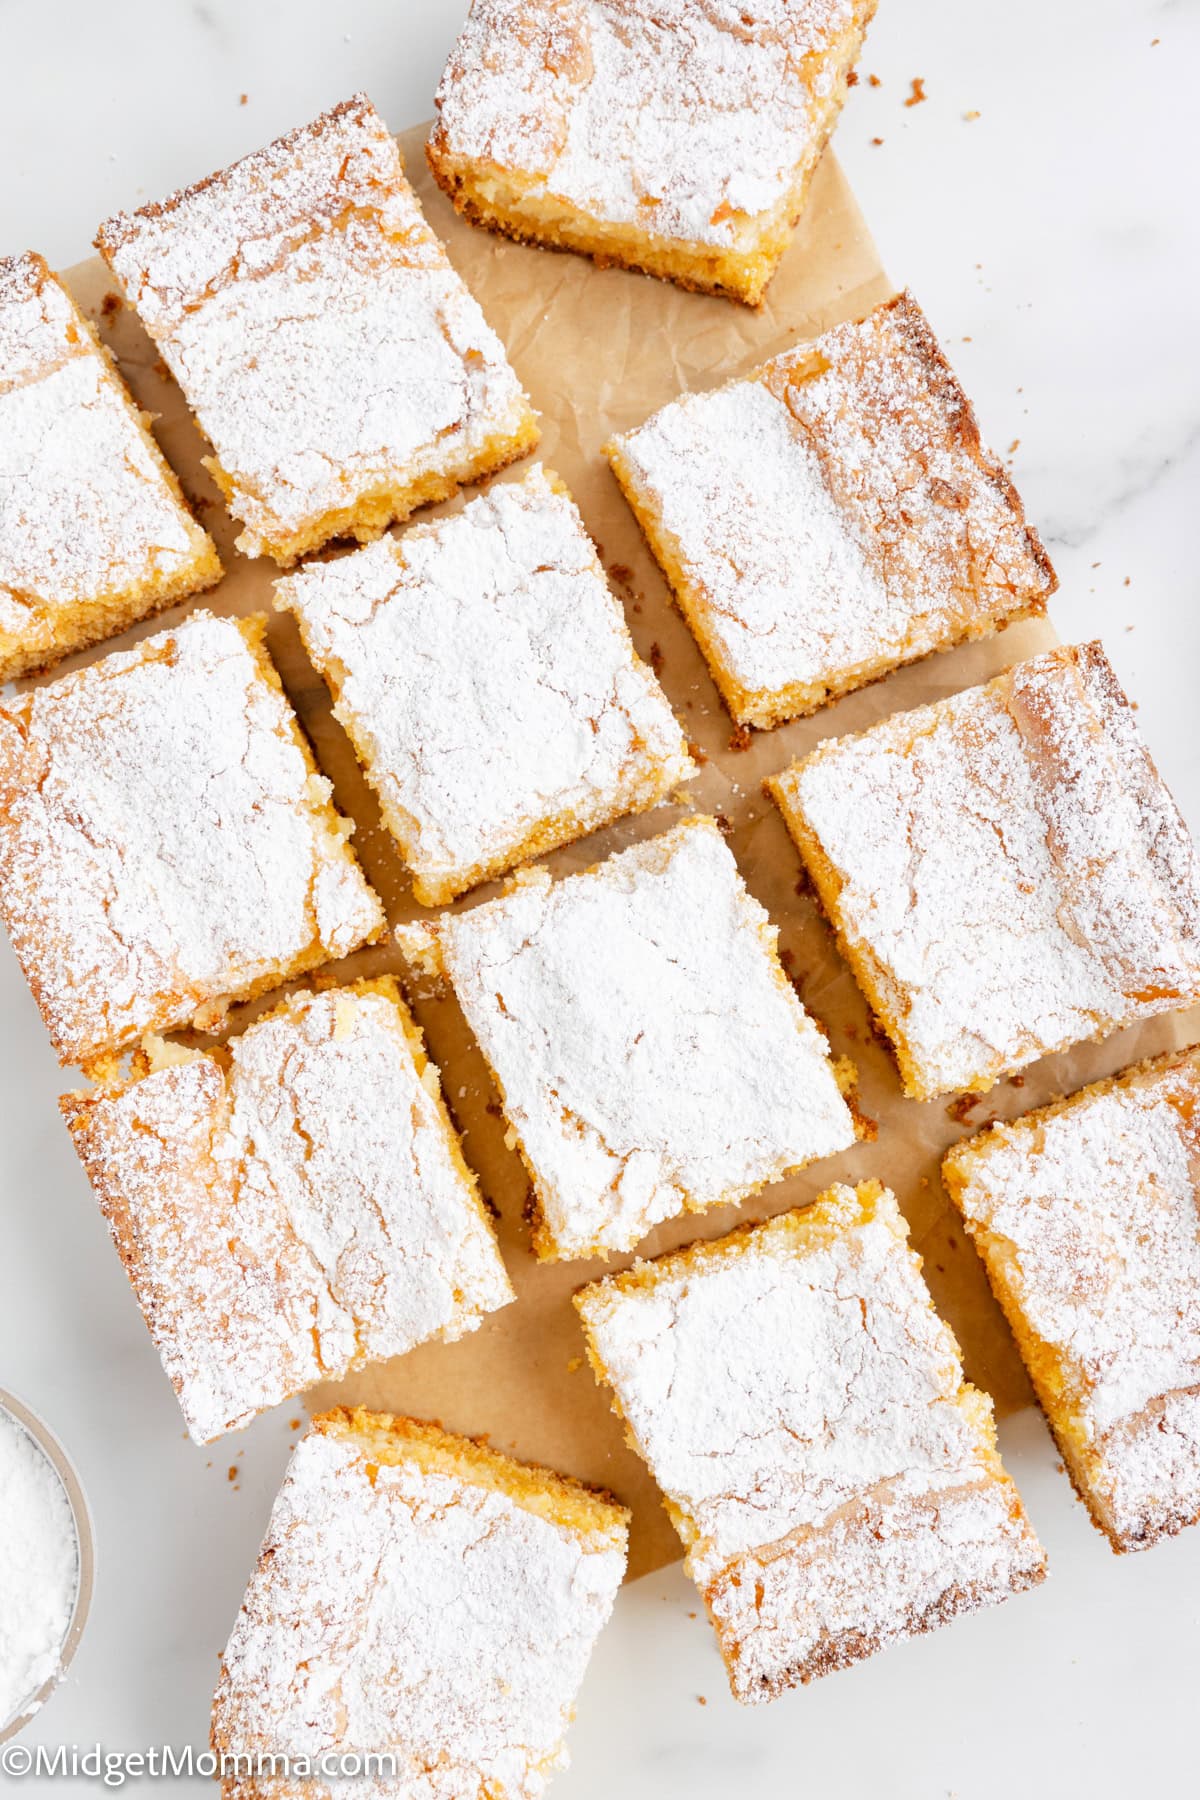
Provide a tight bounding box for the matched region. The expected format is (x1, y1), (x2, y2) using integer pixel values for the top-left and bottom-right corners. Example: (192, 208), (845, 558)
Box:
(277, 465), (694, 907)
(0, 252), (221, 682)
(60, 981), (512, 1444)
(428, 0), (877, 305)
(0, 610), (384, 1069)
(943, 1044), (1200, 1554)
(211, 1409), (628, 1797)
(96, 94), (538, 564)
(400, 815), (857, 1262)
(606, 291), (1056, 728)
(576, 1181), (1046, 1701)
(769, 641), (1200, 1099)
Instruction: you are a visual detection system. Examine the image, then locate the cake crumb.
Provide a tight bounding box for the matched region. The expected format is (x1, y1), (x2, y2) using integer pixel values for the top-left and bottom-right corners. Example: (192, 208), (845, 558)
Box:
(904, 78), (927, 106)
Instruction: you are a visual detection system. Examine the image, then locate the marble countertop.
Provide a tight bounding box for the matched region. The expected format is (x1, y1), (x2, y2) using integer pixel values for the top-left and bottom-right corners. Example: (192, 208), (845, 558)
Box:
(2, 1), (1198, 1793)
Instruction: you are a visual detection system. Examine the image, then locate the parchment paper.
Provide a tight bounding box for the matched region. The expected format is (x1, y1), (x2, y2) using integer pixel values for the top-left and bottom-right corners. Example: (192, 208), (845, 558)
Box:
(58, 125), (1199, 1580)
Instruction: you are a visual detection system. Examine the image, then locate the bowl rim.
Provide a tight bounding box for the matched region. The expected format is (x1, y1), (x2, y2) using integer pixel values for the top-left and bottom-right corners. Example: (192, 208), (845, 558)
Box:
(0, 1388), (95, 1744)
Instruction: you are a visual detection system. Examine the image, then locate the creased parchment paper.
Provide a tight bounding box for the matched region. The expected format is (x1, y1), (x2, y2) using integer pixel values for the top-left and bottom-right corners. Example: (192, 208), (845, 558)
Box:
(56, 125), (1199, 1580)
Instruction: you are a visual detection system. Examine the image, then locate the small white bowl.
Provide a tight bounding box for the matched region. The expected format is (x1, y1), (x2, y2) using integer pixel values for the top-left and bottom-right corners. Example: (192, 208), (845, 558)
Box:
(0, 1391), (94, 1743)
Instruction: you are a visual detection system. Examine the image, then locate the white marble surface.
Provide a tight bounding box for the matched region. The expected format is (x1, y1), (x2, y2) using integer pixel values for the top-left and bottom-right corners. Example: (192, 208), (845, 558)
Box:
(2, 1), (1199, 1793)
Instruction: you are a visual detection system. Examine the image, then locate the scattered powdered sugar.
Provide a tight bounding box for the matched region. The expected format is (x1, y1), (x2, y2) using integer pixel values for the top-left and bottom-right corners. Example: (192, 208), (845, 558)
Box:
(277, 464), (693, 903)
(0, 610), (383, 1067)
(578, 1184), (1044, 1698)
(424, 816), (855, 1259)
(97, 95), (532, 558)
(946, 1048), (1200, 1548)
(212, 1422), (626, 1797)
(0, 254), (212, 649)
(62, 986), (512, 1443)
(609, 292), (1053, 714)
(779, 642), (1200, 1096)
(0, 1407), (79, 1727)
(434, 0), (862, 245)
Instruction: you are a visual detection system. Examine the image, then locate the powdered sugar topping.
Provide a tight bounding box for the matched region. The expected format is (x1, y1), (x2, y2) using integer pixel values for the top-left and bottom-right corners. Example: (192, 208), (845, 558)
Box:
(947, 1050), (1200, 1545)
(64, 986), (512, 1442)
(213, 1423), (625, 1796)
(426, 816), (855, 1259)
(277, 465), (692, 903)
(779, 643), (1200, 1095)
(582, 1187), (998, 1575)
(609, 293), (1053, 711)
(0, 253), (210, 639)
(97, 95), (531, 557)
(434, 0), (861, 246)
(579, 1184), (1044, 1695)
(0, 610), (382, 1066)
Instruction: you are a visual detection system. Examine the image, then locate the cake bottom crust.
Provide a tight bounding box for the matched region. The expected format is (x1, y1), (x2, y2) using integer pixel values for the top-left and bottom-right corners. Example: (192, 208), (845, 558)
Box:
(0, 539), (223, 683)
(403, 752), (690, 908)
(425, 155), (799, 307)
(216, 412), (540, 567)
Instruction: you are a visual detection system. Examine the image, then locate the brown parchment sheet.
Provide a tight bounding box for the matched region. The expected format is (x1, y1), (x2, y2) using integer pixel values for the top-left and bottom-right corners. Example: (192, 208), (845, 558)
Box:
(55, 125), (1200, 1581)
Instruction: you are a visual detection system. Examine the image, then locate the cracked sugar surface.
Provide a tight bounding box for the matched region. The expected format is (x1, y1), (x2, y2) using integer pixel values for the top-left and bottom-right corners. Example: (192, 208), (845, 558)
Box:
(578, 1185), (994, 1579)
(96, 96), (532, 557)
(577, 1183), (1044, 1696)
(0, 610), (382, 1066)
(778, 642), (1200, 1095)
(608, 292), (1054, 703)
(213, 1422), (625, 1798)
(433, 0), (862, 247)
(0, 256), (210, 626)
(277, 464), (693, 900)
(945, 1049), (1200, 1543)
(62, 985), (511, 1444)
(433, 816), (855, 1260)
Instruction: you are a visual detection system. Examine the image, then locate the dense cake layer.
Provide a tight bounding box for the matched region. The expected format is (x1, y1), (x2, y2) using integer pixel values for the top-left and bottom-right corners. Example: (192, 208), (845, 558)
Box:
(576, 1182), (1046, 1700)
(277, 465), (693, 906)
(399, 816), (856, 1260)
(0, 252), (220, 681)
(607, 291), (1055, 727)
(429, 0), (877, 304)
(61, 982), (512, 1443)
(212, 1409), (628, 1799)
(770, 641), (1200, 1097)
(0, 610), (383, 1068)
(97, 94), (538, 563)
(944, 1044), (1200, 1552)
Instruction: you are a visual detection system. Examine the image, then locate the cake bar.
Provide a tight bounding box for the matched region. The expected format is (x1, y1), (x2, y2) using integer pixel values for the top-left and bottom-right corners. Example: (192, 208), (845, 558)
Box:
(211, 1408), (628, 1797)
(428, 0), (877, 306)
(96, 94), (538, 564)
(769, 642), (1200, 1099)
(276, 464), (694, 907)
(606, 291), (1056, 728)
(0, 252), (220, 682)
(399, 815), (857, 1262)
(0, 610), (383, 1069)
(576, 1181), (1047, 1701)
(61, 981), (512, 1444)
(943, 1044), (1200, 1553)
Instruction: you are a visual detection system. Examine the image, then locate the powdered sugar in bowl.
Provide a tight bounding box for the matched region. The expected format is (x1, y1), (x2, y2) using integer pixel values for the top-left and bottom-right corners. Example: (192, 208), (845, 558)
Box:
(0, 1391), (93, 1741)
